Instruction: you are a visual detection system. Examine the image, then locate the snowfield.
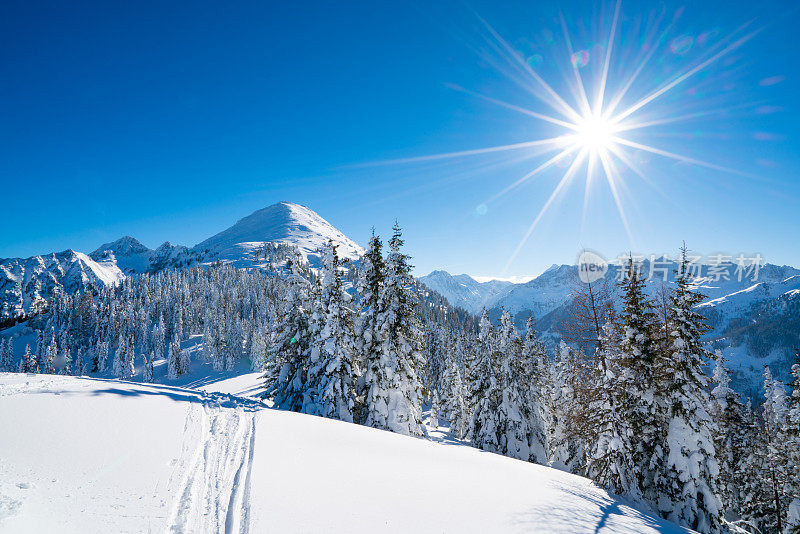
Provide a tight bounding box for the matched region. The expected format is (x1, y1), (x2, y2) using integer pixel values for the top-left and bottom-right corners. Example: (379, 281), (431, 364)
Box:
(0, 374), (691, 533)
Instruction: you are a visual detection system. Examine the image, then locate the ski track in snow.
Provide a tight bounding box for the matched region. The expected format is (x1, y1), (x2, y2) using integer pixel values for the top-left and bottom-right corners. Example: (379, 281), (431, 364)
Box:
(165, 396), (258, 534)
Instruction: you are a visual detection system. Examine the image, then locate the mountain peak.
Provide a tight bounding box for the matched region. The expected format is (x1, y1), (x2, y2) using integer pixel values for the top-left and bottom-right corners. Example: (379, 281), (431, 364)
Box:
(193, 202), (363, 260)
(91, 236), (150, 257)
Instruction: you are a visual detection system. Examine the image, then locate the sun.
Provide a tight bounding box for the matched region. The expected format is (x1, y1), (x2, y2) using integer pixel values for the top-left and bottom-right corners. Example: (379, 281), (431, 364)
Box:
(368, 3), (759, 273)
(573, 114), (616, 154)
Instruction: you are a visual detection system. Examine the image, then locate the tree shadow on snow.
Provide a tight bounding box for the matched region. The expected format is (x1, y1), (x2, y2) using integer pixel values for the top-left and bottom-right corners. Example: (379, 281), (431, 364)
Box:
(510, 482), (692, 534)
(28, 376), (265, 412)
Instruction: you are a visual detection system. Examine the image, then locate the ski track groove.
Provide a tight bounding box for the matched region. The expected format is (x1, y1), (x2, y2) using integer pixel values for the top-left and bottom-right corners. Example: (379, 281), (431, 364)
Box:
(165, 397), (258, 534)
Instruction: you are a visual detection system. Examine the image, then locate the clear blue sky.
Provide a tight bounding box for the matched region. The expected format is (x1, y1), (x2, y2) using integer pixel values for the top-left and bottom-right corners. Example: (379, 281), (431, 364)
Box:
(2, 0), (798, 278)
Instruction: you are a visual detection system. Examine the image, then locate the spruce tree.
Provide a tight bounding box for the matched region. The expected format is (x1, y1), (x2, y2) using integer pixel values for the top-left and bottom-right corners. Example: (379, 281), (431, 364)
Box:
(22, 344), (37, 373)
(586, 321), (642, 501)
(657, 248), (722, 533)
(786, 352), (800, 533)
(521, 315), (549, 464)
(468, 311), (501, 453)
(264, 278), (310, 412)
(709, 350), (749, 517)
(304, 241), (357, 422)
(168, 334), (181, 379)
(616, 256), (662, 501)
(495, 309), (536, 461)
(0, 338), (12, 371)
(143, 351), (155, 383)
(358, 232), (389, 428)
(440, 357), (468, 438)
(430, 389), (440, 430)
(44, 337), (57, 374)
(374, 224), (426, 436)
(757, 366), (790, 533)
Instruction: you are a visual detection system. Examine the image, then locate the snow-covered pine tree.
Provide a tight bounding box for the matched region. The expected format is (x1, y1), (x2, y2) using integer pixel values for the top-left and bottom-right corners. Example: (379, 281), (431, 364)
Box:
(440, 357), (468, 438)
(430, 389), (440, 430)
(179, 341), (190, 375)
(167, 334), (181, 379)
(224, 317), (241, 371)
(495, 309), (536, 462)
(74, 348), (85, 376)
(547, 341), (589, 472)
(249, 326), (268, 372)
(468, 310), (501, 453)
(585, 320), (642, 501)
(755, 366), (791, 533)
(114, 333), (134, 379)
(304, 241), (357, 423)
(34, 330), (45, 371)
(786, 352), (800, 533)
(357, 232), (388, 427)
(616, 255), (663, 501)
(96, 340), (109, 373)
(264, 260), (311, 412)
(709, 350), (749, 518)
(739, 399), (766, 530)
(143, 351), (155, 382)
(521, 315), (549, 464)
(0, 338), (12, 372)
(374, 224), (426, 436)
(44, 336), (56, 374)
(21, 344), (37, 373)
(59, 348), (72, 375)
(653, 247), (723, 533)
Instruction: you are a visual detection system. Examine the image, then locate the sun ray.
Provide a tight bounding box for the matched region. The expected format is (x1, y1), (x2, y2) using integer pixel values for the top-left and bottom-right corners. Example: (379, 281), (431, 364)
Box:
(611, 26), (759, 124)
(581, 151), (598, 239)
(594, 0), (622, 116)
(477, 15), (584, 123)
(603, 8), (675, 119)
(486, 144), (580, 204)
(445, 84), (579, 130)
(359, 138), (566, 166)
(598, 150), (635, 246)
(558, 12), (592, 117)
(502, 149), (588, 273)
(611, 136), (759, 178)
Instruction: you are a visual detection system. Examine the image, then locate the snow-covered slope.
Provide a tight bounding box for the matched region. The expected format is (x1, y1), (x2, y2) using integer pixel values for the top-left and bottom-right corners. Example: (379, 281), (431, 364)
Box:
(1, 202), (362, 320)
(0, 251), (124, 321)
(0, 374), (690, 533)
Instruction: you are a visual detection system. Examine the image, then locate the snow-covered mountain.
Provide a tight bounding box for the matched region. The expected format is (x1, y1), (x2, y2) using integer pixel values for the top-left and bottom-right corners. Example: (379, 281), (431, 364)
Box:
(0, 250), (124, 321)
(419, 270), (514, 313)
(421, 260), (800, 394)
(0, 373), (691, 533)
(90, 236), (192, 274)
(193, 201), (363, 265)
(0, 202), (361, 321)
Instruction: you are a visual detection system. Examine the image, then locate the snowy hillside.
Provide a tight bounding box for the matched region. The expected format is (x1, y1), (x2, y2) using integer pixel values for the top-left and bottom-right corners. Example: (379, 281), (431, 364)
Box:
(0, 202), (361, 321)
(0, 374), (691, 534)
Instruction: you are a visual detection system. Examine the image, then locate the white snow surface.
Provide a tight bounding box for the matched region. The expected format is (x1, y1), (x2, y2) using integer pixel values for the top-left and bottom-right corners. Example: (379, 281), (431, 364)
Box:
(0, 373), (691, 534)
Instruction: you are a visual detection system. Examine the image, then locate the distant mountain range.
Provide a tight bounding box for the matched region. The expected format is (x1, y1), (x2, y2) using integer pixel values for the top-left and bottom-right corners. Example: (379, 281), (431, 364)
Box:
(2, 201), (797, 396)
(0, 202), (362, 321)
(420, 262), (800, 396)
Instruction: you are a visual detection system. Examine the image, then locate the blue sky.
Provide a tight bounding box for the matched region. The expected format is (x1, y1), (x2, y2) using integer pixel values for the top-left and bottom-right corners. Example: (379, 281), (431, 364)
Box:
(2, 0), (799, 278)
